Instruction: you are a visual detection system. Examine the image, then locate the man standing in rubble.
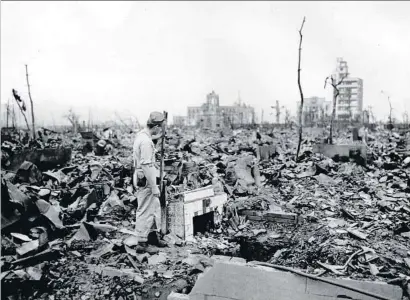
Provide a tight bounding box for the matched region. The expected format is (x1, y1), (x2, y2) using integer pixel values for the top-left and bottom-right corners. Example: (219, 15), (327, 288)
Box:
(133, 112), (166, 249)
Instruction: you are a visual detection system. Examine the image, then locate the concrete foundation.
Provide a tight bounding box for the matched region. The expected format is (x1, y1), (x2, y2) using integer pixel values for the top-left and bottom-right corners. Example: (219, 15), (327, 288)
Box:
(313, 143), (367, 162)
(180, 261), (402, 300)
(4, 147), (72, 171)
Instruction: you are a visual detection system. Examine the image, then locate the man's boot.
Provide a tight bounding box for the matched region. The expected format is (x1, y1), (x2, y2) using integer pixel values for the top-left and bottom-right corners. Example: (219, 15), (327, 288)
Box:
(135, 242), (159, 255)
(147, 231), (168, 248)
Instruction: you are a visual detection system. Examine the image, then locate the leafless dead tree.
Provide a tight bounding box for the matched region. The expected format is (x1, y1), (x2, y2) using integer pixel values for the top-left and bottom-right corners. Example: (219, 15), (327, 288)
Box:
(367, 105), (376, 124)
(65, 108), (80, 134)
(295, 16), (306, 162)
(402, 111), (409, 125)
(25, 65), (36, 139)
(115, 111), (133, 132)
(387, 96), (393, 128)
(12, 89), (31, 132)
(324, 73), (347, 144)
(284, 109), (291, 128)
(271, 101), (284, 124)
(381, 91), (393, 130)
(319, 107), (326, 126)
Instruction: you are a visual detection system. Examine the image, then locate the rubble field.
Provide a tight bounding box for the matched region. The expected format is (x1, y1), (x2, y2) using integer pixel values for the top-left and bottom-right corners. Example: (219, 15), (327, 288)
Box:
(1, 126), (410, 300)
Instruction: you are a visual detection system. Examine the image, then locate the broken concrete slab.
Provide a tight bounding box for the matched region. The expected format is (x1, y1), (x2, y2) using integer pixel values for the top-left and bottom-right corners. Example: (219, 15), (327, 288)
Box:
(5, 147), (72, 172)
(16, 240), (40, 257)
(36, 199), (64, 229)
(148, 252), (167, 265)
(15, 161), (43, 184)
(10, 233), (33, 242)
(238, 210), (297, 224)
(313, 143), (367, 163)
(167, 292), (190, 300)
(89, 242), (114, 258)
(188, 262), (402, 300)
(89, 265), (144, 284)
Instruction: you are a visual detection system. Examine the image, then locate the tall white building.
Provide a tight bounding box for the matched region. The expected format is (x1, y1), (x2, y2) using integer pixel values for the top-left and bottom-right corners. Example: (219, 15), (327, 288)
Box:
(334, 58), (363, 121)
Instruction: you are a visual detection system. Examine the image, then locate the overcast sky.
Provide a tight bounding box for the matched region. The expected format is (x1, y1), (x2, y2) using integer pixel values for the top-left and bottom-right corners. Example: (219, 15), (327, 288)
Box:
(1, 1), (410, 126)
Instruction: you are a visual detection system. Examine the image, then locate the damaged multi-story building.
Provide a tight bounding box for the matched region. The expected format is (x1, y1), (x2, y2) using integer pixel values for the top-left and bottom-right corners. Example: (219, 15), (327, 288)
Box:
(173, 116), (187, 127)
(296, 58), (364, 126)
(297, 97), (332, 126)
(183, 91), (255, 129)
(334, 57), (364, 122)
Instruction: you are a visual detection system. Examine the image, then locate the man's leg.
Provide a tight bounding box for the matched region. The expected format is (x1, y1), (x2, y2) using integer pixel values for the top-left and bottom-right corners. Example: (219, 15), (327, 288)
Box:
(151, 193), (162, 233)
(135, 187), (155, 243)
(147, 194), (165, 246)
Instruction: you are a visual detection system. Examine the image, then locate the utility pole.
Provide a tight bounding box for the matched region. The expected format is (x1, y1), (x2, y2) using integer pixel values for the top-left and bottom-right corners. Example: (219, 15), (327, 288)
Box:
(381, 91), (393, 130)
(261, 109), (264, 125)
(25, 65), (36, 139)
(271, 100), (285, 124)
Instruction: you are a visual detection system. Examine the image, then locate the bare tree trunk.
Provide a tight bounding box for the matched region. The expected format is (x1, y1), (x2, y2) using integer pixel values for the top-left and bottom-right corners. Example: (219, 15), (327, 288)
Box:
(12, 90), (31, 132)
(12, 102), (16, 128)
(295, 17), (306, 162)
(25, 65), (36, 139)
(325, 74), (346, 144)
(388, 96), (393, 131)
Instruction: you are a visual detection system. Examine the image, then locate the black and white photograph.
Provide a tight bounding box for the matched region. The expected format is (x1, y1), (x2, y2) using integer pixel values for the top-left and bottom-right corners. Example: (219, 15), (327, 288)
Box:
(1, 1), (410, 299)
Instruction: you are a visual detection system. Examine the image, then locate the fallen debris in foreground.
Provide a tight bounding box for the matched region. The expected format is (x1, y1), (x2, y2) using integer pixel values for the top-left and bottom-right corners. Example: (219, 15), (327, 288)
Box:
(1, 125), (410, 299)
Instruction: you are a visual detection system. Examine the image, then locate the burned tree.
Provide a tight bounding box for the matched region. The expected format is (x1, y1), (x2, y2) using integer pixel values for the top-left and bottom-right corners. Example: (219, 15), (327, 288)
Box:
(324, 73), (347, 144)
(403, 111), (409, 125)
(367, 105), (376, 124)
(284, 109), (291, 128)
(65, 108), (80, 134)
(387, 97), (393, 129)
(381, 91), (393, 130)
(12, 89), (31, 132)
(271, 100), (284, 125)
(295, 17), (306, 162)
(319, 106), (326, 126)
(25, 65), (36, 139)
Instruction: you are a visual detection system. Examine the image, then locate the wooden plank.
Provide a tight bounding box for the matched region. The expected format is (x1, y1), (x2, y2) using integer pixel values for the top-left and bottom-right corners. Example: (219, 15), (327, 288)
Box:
(264, 212), (297, 219)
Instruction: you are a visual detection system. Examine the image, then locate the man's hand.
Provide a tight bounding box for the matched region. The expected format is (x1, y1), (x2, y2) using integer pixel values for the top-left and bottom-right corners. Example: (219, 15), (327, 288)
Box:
(152, 186), (160, 198)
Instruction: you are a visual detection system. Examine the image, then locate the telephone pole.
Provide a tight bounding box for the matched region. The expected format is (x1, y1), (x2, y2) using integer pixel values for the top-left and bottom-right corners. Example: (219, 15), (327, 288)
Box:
(12, 101), (16, 128)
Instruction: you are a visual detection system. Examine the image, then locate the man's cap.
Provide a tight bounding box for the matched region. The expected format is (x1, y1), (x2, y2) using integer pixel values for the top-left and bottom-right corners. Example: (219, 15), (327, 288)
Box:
(147, 111), (165, 125)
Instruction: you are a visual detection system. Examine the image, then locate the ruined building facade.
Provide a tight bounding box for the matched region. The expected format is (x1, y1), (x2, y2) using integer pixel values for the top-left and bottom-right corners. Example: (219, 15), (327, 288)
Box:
(334, 58), (364, 122)
(173, 116), (187, 127)
(186, 91), (255, 129)
(297, 97), (332, 126)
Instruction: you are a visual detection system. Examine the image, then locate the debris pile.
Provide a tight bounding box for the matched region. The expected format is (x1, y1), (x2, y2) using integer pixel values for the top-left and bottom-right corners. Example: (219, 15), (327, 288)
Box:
(1, 126), (409, 299)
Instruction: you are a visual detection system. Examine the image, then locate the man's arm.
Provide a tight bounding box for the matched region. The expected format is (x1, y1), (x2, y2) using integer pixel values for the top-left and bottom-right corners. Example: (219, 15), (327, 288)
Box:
(140, 138), (160, 196)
